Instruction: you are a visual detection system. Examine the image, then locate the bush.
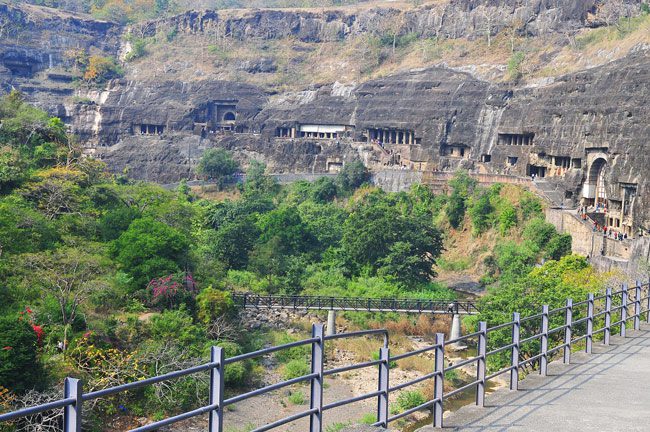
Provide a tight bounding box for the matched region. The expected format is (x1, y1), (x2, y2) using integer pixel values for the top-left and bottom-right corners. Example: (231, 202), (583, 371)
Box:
(506, 51), (525, 81)
(546, 234), (572, 261)
(83, 56), (123, 83)
(287, 390), (306, 405)
(196, 288), (234, 324)
(522, 218), (556, 250)
(336, 161), (368, 192)
(498, 203), (517, 235)
(274, 333), (309, 364)
(391, 390), (426, 414)
(0, 314), (44, 393)
(217, 341), (249, 385)
(282, 359), (311, 380)
(196, 148), (239, 189)
(125, 38), (147, 62)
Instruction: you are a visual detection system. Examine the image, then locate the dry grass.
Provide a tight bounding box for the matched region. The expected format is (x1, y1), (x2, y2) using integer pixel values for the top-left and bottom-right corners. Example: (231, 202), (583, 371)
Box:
(190, 185), (241, 201)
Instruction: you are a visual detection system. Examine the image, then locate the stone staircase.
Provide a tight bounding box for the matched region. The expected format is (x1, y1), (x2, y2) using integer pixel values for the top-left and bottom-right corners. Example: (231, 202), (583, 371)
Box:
(532, 179), (571, 208)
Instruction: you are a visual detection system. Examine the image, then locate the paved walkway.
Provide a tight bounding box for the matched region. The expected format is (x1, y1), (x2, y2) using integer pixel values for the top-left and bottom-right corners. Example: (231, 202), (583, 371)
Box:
(418, 325), (650, 431)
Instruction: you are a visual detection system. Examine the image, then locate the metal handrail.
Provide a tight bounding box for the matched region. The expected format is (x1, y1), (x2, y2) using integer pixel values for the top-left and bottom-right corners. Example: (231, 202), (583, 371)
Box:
(2, 280), (648, 432)
(232, 293), (480, 315)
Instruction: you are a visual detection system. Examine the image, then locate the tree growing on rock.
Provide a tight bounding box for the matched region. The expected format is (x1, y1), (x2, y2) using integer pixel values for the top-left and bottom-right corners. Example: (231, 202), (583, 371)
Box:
(196, 148), (240, 189)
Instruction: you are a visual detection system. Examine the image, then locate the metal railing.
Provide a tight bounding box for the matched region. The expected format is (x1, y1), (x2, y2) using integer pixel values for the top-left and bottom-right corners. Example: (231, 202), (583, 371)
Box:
(1, 281), (649, 431)
(232, 293), (480, 315)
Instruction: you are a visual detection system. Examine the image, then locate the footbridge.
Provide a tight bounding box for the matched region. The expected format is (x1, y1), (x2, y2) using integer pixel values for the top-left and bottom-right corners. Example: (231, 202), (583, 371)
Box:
(231, 293), (479, 315)
(2, 282), (648, 432)
(232, 293), (479, 338)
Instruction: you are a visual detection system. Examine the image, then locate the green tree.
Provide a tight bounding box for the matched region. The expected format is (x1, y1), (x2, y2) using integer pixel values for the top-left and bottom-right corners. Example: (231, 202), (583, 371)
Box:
(446, 170), (476, 228)
(16, 247), (110, 350)
(336, 161), (368, 192)
(256, 206), (316, 257)
(498, 203), (517, 235)
(0, 196), (58, 257)
(342, 193), (443, 285)
(522, 218), (557, 250)
(546, 234), (572, 261)
(468, 191), (494, 235)
(206, 218), (260, 269)
(112, 217), (189, 291)
(243, 160), (279, 197)
(196, 148), (239, 189)
(196, 287), (234, 325)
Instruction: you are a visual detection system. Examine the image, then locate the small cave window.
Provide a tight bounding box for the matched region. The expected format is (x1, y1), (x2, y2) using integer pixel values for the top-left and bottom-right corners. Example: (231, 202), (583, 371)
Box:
(498, 133), (534, 146)
(572, 158), (582, 169)
(507, 156), (518, 165)
(223, 112), (236, 121)
(481, 154), (492, 162)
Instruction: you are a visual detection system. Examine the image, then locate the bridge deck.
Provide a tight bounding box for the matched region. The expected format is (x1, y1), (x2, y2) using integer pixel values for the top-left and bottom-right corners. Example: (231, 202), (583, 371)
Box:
(418, 325), (650, 431)
(232, 293), (479, 315)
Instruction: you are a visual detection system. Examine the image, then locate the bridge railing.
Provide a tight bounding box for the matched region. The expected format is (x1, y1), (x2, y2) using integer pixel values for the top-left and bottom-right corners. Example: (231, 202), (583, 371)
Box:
(232, 293), (480, 314)
(1, 281), (649, 431)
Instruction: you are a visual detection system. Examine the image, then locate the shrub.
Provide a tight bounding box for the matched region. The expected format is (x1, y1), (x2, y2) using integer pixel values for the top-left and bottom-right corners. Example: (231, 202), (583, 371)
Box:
(546, 234), (572, 261)
(83, 56), (123, 83)
(506, 51), (525, 81)
(282, 359), (311, 380)
(196, 288), (234, 324)
(217, 341), (250, 386)
(0, 314), (44, 393)
(391, 390), (426, 414)
(522, 218), (556, 250)
(125, 38), (147, 61)
(498, 203), (517, 235)
(287, 390), (306, 405)
(196, 148), (239, 189)
(325, 423), (351, 432)
(274, 333), (310, 364)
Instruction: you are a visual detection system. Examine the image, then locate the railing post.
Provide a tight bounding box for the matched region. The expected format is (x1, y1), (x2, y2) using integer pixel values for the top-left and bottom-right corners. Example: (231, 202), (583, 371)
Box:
(476, 322), (487, 407)
(634, 281), (641, 331)
(647, 278), (650, 324)
(209, 346), (224, 432)
(604, 288), (612, 345)
(564, 299), (573, 364)
(310, 324), (324, 432)
(621, 284), (628, 338)
(377, 347), (390, 427)
(63, 377), (82, 432)
(510, 312), (520, 391)
(586, 294), (594, 354)
(540, 305), (549, 376)
(433, 333), (445, 428)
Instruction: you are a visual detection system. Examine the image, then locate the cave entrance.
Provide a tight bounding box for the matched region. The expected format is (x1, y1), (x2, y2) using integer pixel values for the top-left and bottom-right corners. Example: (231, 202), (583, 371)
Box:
(527, 165), (546, 178)
(584, 157), (607, 206)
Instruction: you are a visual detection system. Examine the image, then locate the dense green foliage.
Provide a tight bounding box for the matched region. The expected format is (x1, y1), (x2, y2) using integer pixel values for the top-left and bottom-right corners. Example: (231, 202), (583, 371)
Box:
(0, 95), (594, 428)
(0, 94), (451, 426)
(196, 148), (240, 189)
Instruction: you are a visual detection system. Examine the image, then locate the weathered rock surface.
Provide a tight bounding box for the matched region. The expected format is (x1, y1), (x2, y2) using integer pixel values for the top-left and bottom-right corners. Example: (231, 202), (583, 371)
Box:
(135, 0), (636, 44)
(2, 1), (650, 238)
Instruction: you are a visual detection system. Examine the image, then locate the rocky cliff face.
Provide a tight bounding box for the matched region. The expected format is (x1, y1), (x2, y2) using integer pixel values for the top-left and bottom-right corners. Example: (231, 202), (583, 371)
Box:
(0, 3), (120, 112)
(135, 0), (631, 43)
(2, 1), (650, 236)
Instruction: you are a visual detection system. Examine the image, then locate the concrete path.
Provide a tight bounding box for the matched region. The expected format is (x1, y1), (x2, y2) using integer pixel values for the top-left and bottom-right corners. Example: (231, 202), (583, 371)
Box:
(418, 325), (650, 432)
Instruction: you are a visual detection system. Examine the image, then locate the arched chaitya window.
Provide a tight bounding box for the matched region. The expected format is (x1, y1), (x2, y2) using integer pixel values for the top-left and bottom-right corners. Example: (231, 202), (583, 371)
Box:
(223, 112), (236, 121)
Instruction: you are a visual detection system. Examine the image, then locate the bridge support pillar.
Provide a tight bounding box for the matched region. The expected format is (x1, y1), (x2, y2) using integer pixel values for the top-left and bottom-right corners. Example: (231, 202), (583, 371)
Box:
(449, 313), (465, 349)
(327, 310), (337, 336)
